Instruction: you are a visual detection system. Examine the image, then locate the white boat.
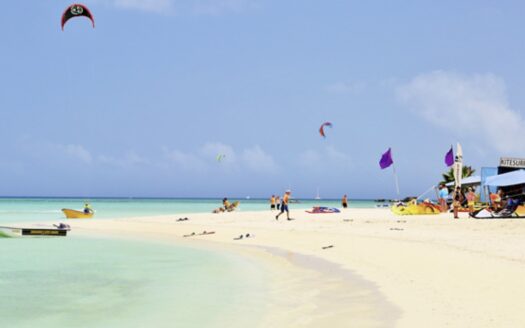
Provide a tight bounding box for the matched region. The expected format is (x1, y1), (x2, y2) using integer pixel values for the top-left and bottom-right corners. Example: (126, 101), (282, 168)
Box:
(0, 224), (70, 237)
(314, 187), (321, 200)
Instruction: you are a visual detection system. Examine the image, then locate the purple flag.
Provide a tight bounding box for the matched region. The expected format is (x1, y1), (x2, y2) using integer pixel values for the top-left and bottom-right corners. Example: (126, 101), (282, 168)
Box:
(444, 146), (454, 167)
(379, 148), (393, 169)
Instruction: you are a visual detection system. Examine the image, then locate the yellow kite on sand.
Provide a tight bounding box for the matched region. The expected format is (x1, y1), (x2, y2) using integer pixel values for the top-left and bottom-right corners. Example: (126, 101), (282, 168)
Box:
(391, 201), (441, 215)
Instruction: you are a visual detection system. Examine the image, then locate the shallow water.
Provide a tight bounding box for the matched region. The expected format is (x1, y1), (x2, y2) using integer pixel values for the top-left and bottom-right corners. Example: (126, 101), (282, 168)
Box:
(0, 197), (378, 223)
(0, 236), (268, 328)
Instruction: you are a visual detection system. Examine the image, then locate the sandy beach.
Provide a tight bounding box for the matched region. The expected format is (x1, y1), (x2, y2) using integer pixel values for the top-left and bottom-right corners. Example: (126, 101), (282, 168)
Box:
(62, 208), (525, 327)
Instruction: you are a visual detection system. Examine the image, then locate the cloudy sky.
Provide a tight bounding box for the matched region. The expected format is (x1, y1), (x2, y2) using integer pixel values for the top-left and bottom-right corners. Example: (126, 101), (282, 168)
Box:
(1, 1), (524, 198)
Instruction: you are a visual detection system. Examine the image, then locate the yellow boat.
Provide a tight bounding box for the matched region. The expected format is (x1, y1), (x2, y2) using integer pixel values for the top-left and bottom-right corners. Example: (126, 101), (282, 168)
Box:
(62, 208), (94, 219)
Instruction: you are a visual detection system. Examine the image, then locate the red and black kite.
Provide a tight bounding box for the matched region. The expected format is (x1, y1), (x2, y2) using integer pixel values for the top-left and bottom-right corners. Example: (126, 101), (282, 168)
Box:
(61, 4), (95, 30)
(319, 122), (333, 138)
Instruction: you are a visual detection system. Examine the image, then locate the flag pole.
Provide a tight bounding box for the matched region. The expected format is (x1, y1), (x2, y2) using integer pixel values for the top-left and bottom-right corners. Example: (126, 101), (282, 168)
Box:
(392, 163), (400, 197)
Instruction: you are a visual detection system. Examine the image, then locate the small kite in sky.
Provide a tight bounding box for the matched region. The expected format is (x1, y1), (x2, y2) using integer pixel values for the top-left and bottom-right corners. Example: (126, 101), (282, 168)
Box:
(61, 4), (95, 30)
(319, 122), (333, 138)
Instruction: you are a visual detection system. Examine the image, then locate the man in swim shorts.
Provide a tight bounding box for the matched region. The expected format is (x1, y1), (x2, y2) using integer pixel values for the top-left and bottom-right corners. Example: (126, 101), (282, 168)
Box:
(270, 195), (276, 210)
(275, 190), (291, 221)
(342, 194), (348, 208)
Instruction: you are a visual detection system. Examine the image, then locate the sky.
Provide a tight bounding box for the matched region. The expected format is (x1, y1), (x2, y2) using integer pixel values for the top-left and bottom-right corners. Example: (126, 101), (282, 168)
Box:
(1, 0), (525, 198)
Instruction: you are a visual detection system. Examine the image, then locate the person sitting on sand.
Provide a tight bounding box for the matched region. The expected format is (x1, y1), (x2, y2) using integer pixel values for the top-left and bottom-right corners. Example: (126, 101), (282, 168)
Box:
(83, 203), (93, 214)
(223, 198), (231, 211)
(490, 190), (503, 210)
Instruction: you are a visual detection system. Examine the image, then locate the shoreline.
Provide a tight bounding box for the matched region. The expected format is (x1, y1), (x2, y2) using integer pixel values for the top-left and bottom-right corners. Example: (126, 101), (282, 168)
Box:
(66, 217), (398, 328)
(24, 208), (525, 327)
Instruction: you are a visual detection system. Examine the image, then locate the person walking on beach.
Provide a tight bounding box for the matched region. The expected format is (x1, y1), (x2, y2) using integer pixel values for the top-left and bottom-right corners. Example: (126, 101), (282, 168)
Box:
(275, 190), (291, 221)
(270, 195), (276, 210)
(452, 186), (464, 219)
(438, 184), (449, 213)
(342, 194), (348, 209)
(275, 195), (281, 211)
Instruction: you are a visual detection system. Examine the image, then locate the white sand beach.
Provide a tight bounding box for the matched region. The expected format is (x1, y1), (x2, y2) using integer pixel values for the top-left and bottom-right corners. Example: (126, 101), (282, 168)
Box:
(66, 208), (525, 327)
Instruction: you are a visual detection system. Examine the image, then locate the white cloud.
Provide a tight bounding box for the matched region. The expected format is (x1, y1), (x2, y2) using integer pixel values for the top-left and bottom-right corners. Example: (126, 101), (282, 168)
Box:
(298, 146), (352, 170)
(58, 144), (93, 163)
(18, 138), (93, 164)
(162, 147), (207, 171)
(162, 143), (278, 173)
(397, 71), (525, 154)
(98, 151), (150, 168)
(325, 81), (366, 94)
(200, 142), (237, 165)
(241, 145), (278, 173)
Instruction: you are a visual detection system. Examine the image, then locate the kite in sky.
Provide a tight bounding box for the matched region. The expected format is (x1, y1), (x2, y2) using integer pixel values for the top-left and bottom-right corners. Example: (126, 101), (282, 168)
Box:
(61, 4), (95, 30)
(319, 122), (333, 138)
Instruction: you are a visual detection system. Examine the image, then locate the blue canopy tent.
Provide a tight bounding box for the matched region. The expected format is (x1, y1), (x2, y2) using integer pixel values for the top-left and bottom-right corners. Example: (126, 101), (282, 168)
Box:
(484, 169), (525, 203)
(445, 175), (481, 187)
(485, 170), (525, 187)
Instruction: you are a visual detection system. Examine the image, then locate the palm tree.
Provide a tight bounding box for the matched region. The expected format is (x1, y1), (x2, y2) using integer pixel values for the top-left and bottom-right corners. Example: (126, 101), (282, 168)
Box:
(440, 166), (475, 186)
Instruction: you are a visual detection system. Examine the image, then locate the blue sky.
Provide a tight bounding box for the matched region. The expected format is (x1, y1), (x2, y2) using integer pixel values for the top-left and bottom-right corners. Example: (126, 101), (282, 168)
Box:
(1, 1), (524, 198)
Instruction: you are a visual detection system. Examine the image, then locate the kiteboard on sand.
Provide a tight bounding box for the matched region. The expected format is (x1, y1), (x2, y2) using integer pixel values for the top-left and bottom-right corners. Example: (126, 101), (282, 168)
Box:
(306, 207), (340, 214)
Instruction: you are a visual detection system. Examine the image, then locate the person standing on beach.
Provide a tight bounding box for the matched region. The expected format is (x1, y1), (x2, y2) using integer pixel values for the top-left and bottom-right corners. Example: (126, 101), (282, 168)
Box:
(466, 188), (476, 216)
(275, 190), (291, 220)
(452, 186), (464, 219)
(276, 195), (281, 211)
(270, 195), (276, 210)
(438, 184), (449, 213)
(342, 195), (348, 209)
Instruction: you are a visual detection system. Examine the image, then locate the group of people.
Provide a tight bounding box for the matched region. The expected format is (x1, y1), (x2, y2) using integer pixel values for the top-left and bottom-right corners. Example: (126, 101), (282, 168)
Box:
(271, 191), (291, 220)
(269, 195), (282, 211)
(437, 183), (522, 219)
(269, 192), (349, 221)
(438, 184), (478, 218)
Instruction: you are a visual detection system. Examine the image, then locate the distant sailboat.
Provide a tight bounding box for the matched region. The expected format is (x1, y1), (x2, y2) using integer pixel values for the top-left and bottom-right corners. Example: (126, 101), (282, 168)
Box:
(315, 187), (321, 200)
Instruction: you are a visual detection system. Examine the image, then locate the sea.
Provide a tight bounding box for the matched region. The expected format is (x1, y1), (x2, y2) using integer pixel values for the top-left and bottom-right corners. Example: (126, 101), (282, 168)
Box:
(0, 197), (377, 327)
(0, 197), (378, 223)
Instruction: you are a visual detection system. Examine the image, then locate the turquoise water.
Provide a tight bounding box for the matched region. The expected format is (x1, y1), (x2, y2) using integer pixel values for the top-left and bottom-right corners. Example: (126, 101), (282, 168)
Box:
(0, 197), (377, 224)
(0, 236), (268, 328)
(0, 197), (376, 327)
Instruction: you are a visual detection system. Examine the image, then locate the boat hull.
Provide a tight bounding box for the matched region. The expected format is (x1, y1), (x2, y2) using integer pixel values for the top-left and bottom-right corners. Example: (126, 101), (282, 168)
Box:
(62, 208), (94, 219)
(0, 226), (68, 237)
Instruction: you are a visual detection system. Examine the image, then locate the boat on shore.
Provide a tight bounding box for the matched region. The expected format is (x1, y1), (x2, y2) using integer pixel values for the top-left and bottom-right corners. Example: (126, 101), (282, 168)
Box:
(0, 224), (70, 237)
(62, 208), (94, 219)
